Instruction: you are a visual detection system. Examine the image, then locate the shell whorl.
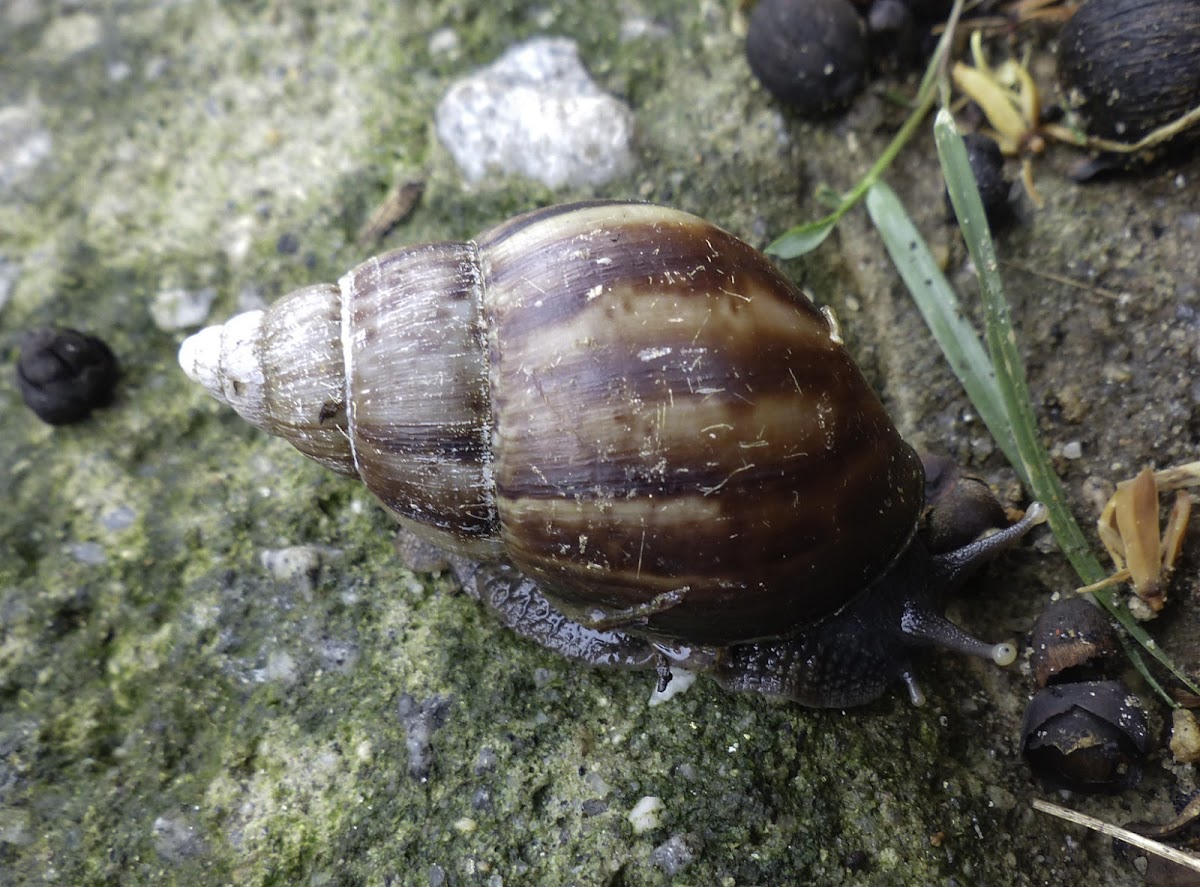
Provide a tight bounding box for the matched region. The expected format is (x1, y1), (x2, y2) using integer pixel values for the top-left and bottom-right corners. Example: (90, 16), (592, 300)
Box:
(178, 282), (354, 476)
(476, 202), (923, 644)
(178, 247), (501, 558)
(180, 201), (925, 646)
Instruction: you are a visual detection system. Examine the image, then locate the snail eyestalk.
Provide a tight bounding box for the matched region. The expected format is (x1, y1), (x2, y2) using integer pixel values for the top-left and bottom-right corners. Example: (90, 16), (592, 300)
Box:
(931, 501), (1046, 590)
(900, 603), (1017, 667)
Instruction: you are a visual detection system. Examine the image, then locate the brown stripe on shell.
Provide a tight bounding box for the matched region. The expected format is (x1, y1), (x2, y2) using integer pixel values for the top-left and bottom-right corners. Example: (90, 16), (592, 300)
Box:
(485, 296), (848, 500)
(341, 241), (499, 547)
(488, 280), (836, 404)
(477, 202), (828, 350)
(493, 388), (843, 500)
(499, 423), (921, 646)
(477, 201), (923, 644)
(351, 421), (487, 467)
(258, 283), (358, 476)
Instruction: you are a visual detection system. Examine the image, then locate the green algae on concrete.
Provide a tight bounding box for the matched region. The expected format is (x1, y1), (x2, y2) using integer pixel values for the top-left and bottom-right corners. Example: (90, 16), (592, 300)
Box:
(2, 1), (1197, 885)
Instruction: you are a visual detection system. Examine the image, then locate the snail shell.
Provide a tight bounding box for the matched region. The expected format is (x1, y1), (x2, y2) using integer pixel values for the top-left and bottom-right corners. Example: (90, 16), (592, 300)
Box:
(182, 200), (1040, 706)
(1021, 680), (1152, 792)
(181, 201), (922, 646)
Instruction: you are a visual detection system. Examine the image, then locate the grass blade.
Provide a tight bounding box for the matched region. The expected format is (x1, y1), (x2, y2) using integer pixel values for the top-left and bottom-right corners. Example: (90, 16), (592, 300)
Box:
(768, 215), (840, 259)
(933, 110), (1091, 574)
(865, 181), (1019, 469)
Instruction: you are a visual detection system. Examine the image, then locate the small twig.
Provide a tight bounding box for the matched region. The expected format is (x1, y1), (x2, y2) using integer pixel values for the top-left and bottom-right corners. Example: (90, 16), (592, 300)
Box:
(1032, 799), (1200, 874)
(356, 180), (425, 246)
(999, 260), (1125, 303)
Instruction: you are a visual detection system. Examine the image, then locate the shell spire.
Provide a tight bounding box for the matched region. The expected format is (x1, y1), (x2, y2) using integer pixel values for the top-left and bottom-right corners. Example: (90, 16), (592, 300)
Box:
(178, 245), (502, 559)
(178, 282), (358, 477)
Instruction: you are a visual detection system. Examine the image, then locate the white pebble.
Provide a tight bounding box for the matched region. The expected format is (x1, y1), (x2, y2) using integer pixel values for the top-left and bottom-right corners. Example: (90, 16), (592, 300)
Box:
(151, 286), (217, 332)
(435, 37), (634, 189)
(627, 796), (665, 834)
(649, 668), (696, 706)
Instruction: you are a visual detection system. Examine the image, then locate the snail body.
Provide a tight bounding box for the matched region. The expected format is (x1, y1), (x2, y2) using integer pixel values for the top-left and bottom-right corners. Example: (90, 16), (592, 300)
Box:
(180, 201), (1042, 707)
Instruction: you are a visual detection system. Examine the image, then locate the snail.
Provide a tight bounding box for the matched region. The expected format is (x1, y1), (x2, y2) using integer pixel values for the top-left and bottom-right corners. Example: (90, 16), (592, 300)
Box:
(179, 200), (1045, 708)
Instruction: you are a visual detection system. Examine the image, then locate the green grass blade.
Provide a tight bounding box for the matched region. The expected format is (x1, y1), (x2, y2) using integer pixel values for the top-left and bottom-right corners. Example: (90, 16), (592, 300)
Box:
(865, 181), (1020, 469)
(933, 111), (1092, 574)
(768, 214), (840, 259)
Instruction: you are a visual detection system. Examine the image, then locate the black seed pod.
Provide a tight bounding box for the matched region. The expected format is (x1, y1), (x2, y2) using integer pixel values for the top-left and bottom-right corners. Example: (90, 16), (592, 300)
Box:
(866, 0), (916, 70)
(746, 0), (869, 117)
(1057, 0), (1200, 144)
(900, 0), (953, 20)
(16, 327), (120, 425)
(1028, 597), (1121, 689)
(1021, 680), (1152, 793)
(958, 132), (1011, 227)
